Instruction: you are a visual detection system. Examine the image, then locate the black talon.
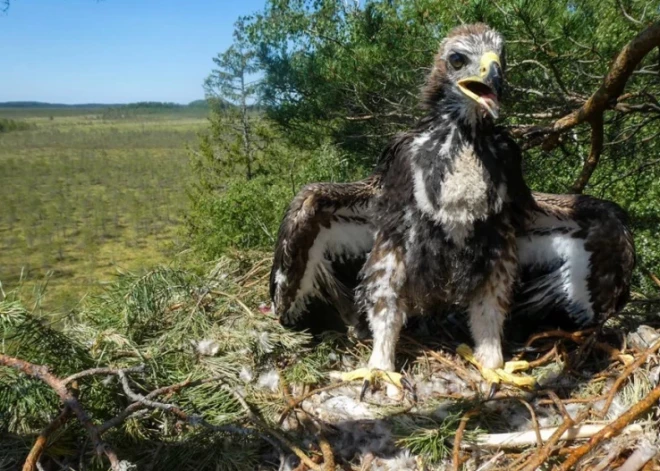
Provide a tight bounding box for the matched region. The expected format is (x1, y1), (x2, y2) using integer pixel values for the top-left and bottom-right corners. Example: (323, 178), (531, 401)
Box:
(359, 379), (370, 401)
(487, 382), (499, 399)
(401, 377), (417, 403)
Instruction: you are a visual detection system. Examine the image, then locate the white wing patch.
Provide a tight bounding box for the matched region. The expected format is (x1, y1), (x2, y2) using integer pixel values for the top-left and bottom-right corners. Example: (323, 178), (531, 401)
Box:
(283, 216), (374, 323)
(517, 231), (594, 324)
(274, 269), (287, 287)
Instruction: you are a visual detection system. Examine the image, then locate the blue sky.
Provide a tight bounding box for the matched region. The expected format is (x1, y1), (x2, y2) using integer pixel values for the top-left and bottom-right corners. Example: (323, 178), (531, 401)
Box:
(0, 0), (267, 104)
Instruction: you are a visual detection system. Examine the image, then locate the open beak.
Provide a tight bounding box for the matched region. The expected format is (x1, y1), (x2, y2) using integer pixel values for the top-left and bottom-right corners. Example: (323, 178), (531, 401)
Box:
(457, 51), (503, 119)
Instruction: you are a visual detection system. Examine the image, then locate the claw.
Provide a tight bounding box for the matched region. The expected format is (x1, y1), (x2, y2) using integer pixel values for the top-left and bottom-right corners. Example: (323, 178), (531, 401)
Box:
(457, 344), (536, 389)
(340, 367), (414, 401)
(360, 379), (370, 401)
(487, 382), (499, 399)
(400, 377), (418, 403)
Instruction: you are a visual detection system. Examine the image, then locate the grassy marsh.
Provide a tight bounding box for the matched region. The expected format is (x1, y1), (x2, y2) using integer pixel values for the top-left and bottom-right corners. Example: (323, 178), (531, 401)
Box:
(0, 107), (207, 311)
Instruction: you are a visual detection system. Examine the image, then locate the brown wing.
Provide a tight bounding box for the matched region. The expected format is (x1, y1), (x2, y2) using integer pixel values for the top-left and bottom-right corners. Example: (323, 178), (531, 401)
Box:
(514, 191), (635, 328)
(270, 177), (379, 333)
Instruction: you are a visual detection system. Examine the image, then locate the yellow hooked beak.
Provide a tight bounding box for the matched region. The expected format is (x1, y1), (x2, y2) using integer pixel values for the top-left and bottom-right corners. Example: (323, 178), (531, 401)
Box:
(457, 52), (503, 119)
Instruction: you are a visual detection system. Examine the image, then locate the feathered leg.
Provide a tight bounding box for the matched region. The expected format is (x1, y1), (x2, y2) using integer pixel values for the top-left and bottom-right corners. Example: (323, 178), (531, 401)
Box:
(461, 227), (536, 389)
(341, 236), (414, 399)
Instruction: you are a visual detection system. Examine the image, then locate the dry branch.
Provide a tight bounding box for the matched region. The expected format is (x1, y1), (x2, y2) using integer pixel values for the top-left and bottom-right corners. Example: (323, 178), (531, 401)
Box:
(1, 354), (263, 470)
(22, 407), (71, 471)
(571, 113), (604, 193)
(0, 354), (125, 471)
(452, 409), (479, 471)
(537, 21), (660, 137)
(517, 392), (578, 471)
(513, 21), (660, 191)
(596, 338), (660, 419)
(556, 382), (660, 470)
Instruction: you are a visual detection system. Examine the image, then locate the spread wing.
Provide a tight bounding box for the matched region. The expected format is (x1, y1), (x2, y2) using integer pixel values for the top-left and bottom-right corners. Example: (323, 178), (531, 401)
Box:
(270, 178), (379, 333)
(270, 179), (635, 335)
(514, 192), (635, 329)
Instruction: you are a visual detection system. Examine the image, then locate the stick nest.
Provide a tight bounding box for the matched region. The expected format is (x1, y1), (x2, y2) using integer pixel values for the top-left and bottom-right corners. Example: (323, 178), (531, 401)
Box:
(1, 252), (659, 471)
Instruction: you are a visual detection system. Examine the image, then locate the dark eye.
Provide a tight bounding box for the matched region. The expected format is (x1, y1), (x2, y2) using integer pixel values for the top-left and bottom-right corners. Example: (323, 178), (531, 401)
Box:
(448, 52), (467, 69)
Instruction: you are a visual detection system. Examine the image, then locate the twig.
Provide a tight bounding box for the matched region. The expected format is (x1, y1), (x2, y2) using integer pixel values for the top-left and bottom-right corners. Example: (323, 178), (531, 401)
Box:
(516, 21), (660, 156)
(22, 407), (72, 471)
(537, 395), (607, 406)
(0, 354), (123, 471)
(211, 290), (258, 318)
(521, 329), (629, 365)
(115, 371), (252, 436)
(97, 375), (227, 434)
(226, 387), (322, 471)
(592, 439), (629, 471)
(571, 112), (604, 193)
(278, 381), (351, 426)
(555, 383), (660, 470)
(526, 344), (559, 368)
(234, 257), (272, 285)
(649, 273), (660, 291)
(617, 0), (643, 25)
(596, 338), (660, 418)
(63, 365), (146, 385)
(515, 398), (543, 448)
(317, 436), (336, 471)
(401, 335), (478, 389)
(517, 392), (577, 471)
(279, 374), (336, 470)
(453, 409), (479, 471)
(522, 329), (593, 348)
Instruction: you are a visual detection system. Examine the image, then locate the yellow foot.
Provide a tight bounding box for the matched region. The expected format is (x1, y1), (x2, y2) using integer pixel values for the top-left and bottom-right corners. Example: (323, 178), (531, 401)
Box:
(457, 344), (536, 393)
(340, 367), (416, 401)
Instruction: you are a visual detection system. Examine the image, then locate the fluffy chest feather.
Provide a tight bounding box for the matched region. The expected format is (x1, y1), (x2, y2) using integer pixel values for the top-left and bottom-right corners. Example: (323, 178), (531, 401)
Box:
(410, 127), (506, 245)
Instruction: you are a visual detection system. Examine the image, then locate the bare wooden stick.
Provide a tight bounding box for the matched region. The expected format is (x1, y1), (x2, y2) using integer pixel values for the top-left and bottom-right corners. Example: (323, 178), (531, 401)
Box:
(518, 392), (576, 471)
(279, 373), (336, 470)
(225, 387), (323, 471)
(512, 22), (660, 188)
(649, 273), (660, 291)
(97, 375), (226, 434)
(556, 383), (660, 470)
(571, 113), (604, 193)
(517, 22), (660, 143)
(278, 381), (351, 426)
(22, 407), (71, 471)
(0, 354), (124, 471)
(522, 329), (629, 365)
(452, 409), (479, 471)
(515, 398), (543, 448)
(63, 365), (145, 385)
(401, 334), (478, 388)
(465, 423), (643, 449)
(596, 338), (660, 419)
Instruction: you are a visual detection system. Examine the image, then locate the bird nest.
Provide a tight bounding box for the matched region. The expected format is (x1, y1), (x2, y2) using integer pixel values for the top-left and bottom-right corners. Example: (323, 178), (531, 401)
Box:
(1, 252), (659, 471)
(269, 308), (660, 471)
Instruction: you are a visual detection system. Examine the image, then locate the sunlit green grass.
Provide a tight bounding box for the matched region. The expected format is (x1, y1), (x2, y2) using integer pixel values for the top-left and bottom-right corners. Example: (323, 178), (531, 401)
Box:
(0, 109), (207, 312)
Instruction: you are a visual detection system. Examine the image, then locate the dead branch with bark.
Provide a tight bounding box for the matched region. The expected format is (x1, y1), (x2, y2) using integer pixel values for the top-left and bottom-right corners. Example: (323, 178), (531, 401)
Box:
(511, 21), (660, 193)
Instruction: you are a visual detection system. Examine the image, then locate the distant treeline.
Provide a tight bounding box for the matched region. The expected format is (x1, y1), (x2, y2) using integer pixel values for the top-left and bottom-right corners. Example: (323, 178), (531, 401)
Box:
(0, 100), (210, 109)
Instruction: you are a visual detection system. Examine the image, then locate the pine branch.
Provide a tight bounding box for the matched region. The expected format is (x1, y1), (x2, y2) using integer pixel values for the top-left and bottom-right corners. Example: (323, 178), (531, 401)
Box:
(0, 354), (126, 470)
